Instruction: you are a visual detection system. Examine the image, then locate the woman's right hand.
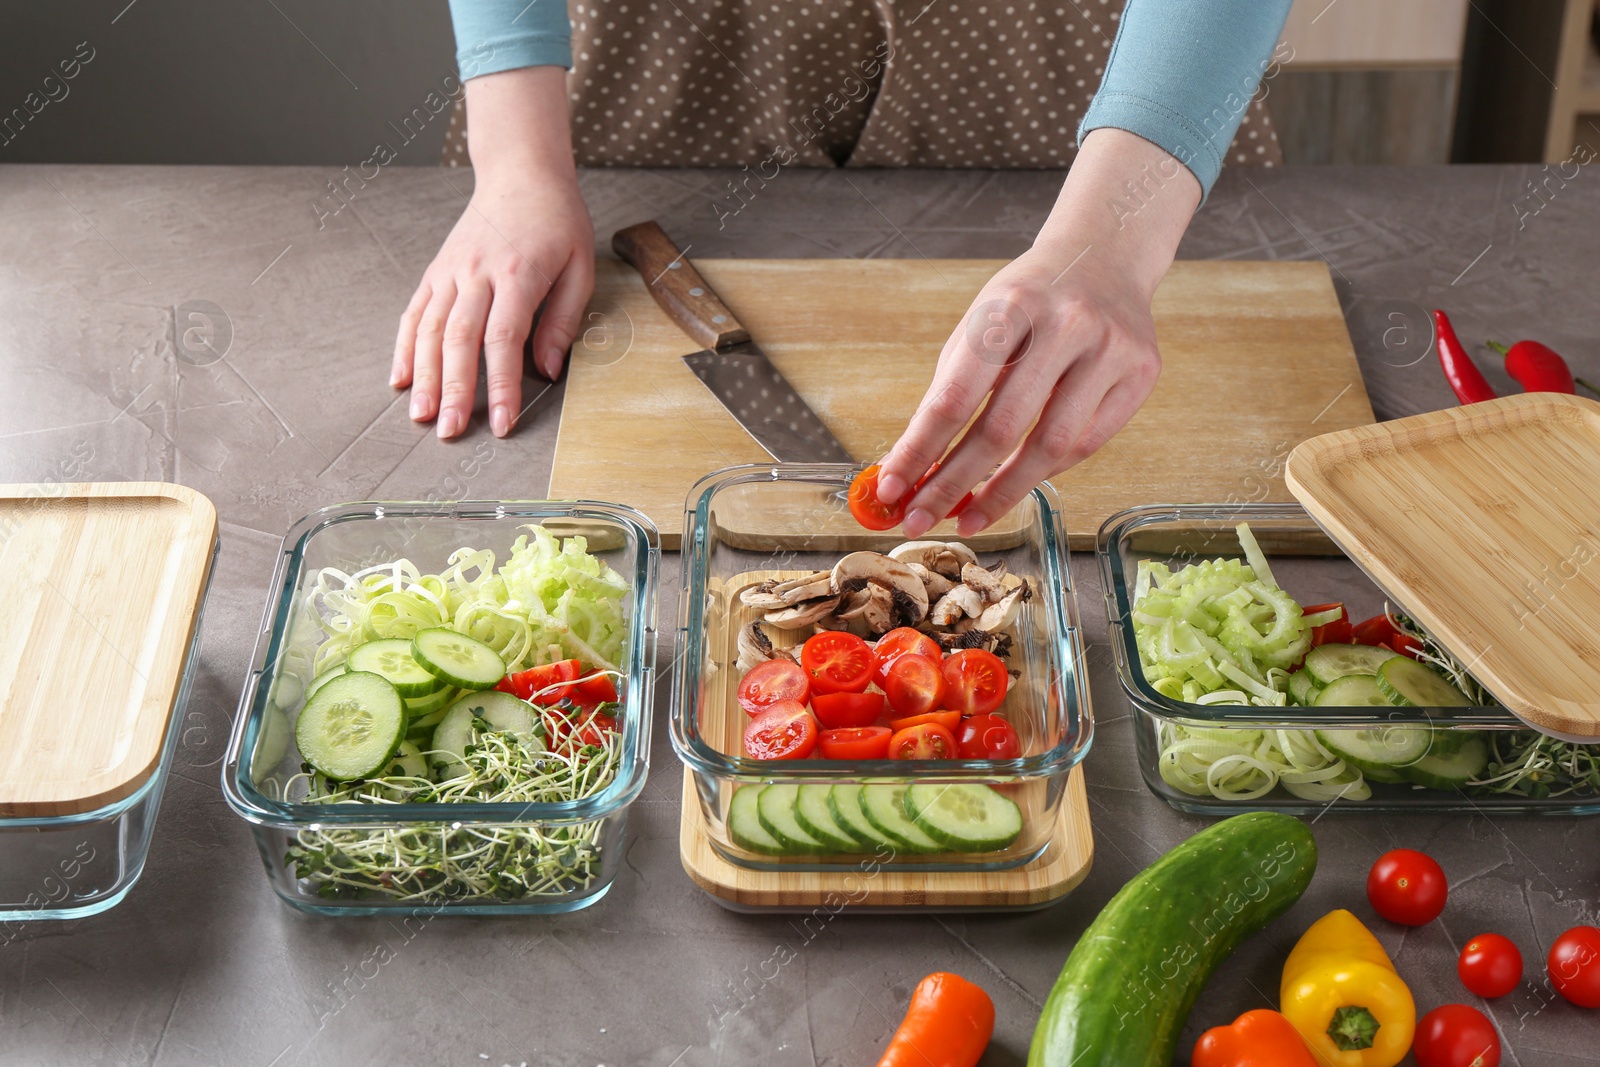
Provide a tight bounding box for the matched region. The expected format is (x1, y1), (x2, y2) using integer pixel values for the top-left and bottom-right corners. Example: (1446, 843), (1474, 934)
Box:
(391, 67), (593, 439)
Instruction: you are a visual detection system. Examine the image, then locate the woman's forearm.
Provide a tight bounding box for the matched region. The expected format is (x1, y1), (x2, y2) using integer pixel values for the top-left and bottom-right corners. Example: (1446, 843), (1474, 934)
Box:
(465, 66), (577, 181)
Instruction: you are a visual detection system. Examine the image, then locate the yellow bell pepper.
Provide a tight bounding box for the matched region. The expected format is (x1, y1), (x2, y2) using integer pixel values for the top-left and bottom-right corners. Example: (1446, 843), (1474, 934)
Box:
(1279, 909), (1415, 1067)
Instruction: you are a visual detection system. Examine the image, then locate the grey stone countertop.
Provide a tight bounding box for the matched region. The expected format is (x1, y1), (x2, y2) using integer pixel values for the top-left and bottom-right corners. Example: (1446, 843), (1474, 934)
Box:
(1, 162), (1597, 1066)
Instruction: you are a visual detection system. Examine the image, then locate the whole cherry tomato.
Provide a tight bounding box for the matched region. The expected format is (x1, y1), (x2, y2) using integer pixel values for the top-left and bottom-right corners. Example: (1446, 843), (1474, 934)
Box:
(1458, 933), (1522, 999)
(956, 714), (1022, 760)
(1413, 1004), (1500, 1067)
(1367, 848), (1448, 925)
(1548, 925), (1600, 1008)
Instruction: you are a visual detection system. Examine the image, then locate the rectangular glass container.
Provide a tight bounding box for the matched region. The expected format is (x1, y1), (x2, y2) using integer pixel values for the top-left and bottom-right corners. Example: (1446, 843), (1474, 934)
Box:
(223, 500), (659, 916)
(1100, 503), (1600, 815)
(673, 464), (1093, 872)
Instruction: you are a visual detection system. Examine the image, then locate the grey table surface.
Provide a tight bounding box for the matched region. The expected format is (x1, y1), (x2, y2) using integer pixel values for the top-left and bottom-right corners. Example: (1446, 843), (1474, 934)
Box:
(1, 161), (1597, 1067)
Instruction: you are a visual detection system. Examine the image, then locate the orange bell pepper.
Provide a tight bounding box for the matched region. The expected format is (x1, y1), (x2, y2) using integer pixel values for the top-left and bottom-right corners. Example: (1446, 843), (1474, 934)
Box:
(876, 972), (994, 1067)
(1193, 1009), (1320, 1067)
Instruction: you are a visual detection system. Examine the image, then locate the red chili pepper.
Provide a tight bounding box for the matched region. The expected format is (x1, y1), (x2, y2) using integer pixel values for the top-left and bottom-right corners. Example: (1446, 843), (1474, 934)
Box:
(1487, 339), (1575, 394)
(1434, 310), (1497, 404)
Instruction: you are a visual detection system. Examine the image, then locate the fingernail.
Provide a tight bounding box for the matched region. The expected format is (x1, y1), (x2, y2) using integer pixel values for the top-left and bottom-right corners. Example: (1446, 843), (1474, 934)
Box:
(491, 404), (510, 438)
(876, 472), (907, 504)
(409, 395), (426, 420)
(436, 410), (461, 438)
(543, 348), (565, 380)
(903, 507), (935, 538)
(956, 509), (989, 537)
(390, 372), (401, 388)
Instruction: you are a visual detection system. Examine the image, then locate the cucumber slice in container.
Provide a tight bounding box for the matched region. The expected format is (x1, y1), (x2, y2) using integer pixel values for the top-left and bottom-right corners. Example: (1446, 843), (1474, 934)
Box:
(1304, 644), (1400, 686)
(905, 783), (1022, 852)
(429, 705), (476, 778)
(729, 786), (786, 855)
(410, 627), (506, 691)
(757, 784), (827, 854)
(1314, 674), (1390, 707)
(294, 671), (406, 781)
(859, 783), (944, 854)
(829, 785), (899, 851)
(1316, 723), (1432, 774)
(1376, 656), (1472, 707)
(1287, 671), (1320, 706)
(1401, 735), (1489, 790)
(451, 691), (544, 748)
(380, 740), (428, 779)
(793, 784), (862, 852)
(307, 666), (344, 699)
(347, 638), (444, 697)
(404, 684), (459, 719)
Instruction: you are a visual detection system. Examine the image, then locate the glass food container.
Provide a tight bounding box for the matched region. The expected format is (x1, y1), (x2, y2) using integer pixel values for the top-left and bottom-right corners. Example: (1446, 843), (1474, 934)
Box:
(223, 500), (659, 916)
(1100, 503), (1600, 816)
(0, 482), (219, 921)
(673, 464), (1093, 873)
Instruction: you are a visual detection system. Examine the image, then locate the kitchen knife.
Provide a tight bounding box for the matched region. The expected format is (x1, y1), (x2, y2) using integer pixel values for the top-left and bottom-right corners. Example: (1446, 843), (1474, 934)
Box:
(611, 220), (854, 464)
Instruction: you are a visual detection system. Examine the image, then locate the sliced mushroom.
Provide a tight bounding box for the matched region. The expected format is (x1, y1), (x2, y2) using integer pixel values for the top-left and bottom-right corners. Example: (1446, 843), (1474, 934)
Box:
(837, 583), (896, 634)
(830, 552), (929, 621)
(738, 570), (834, 610)
(905, 561), (956, 601)
(930, 584), (985, 625)
(813, 613), (871, 638)
(960, 561), (1007, 603)
(764, 594), (842, 629)
(956, 585), (1029, 634)
(933, 629), (1010, 657)
(736, 621), (777, 672)
(887, 540), (978, 581)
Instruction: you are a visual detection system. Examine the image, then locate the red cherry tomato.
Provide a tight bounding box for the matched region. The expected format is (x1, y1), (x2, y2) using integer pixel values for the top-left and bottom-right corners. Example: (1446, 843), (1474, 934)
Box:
(888, 722), (957, 759)
(871, 627), (942, 688)
(743, 701), (818, 760)
(1458, 933), (1522, 999)
(541, 707), (617, 753)
(1548, 925), (1600, 1008)
(1367, 848), (1448, 925)
(497, 658), (582, 704)
(800, 631), (875, 694)
(882, 653), (947, 718)
(887, 709), (961, 733)
(940, 648), (1009, 716)
(817, 725), (892, 760)
(1352, 613), (1402, 647)
(847, 465), (905, 531)
(956, 713), (1022, 760)
(736, 658), (810, 716)
(569, 670), (619, 706)
(1390, 633), (1426, 659)
(811, 691), (885, 730)
(1413, 1004), (1500, 1067)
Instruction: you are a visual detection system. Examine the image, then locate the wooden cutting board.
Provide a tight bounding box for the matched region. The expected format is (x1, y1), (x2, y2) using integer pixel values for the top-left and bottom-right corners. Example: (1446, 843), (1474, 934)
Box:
(551, 258), (1374, 549)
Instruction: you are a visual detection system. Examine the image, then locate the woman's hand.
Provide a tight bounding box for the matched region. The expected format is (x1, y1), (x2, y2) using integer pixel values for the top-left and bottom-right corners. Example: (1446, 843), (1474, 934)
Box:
(875, 128), (1201, 537)
(391, 67), (593, 439)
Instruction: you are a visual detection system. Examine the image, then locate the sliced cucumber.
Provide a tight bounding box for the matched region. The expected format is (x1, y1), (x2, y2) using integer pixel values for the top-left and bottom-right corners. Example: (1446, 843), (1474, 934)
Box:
(451, 691), (544, 748)
(757, 784), (827, 854)
(1314, 674), (1390, 707)
(404, 684), (459, 719)
(794, 784), (861, 852)
(410, 627), (506, 691)
(381, 740), (428, 779)
(729, 786), (786, 855)
(294, 671), (406, 780)
(1287, 670), (1320, 706)
(859, 783), (944, 854)
(1362, 764), (1408, 784)
(905, 783), (1023, 852)
(829, 785), (900, 851)
(429, 704), (476, 778)
(1316, 724), (1433, 774)
(1304, 644), (1400, 686)
(348, 638), (444, 697)
(1376, 656), (1472, 707)
(307, 666), (344, 698)
(1401, 736), (1490, 791)
(407, 704), (451, 733)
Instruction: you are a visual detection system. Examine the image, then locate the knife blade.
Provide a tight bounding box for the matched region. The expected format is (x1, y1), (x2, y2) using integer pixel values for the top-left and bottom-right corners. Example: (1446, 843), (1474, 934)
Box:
(612, 220), (854, 464)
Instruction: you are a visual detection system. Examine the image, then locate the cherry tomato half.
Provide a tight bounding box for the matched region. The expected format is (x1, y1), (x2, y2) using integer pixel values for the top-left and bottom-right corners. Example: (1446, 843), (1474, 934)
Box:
(743, 701), (819, 760)
(956, 713), (1022, 760)
(847, 465), (905, 531)
(542, 707), (616, 753)
(1458, 933), (1522, 999)
(736, 658), (810, 716)
(1352, 613), (1402, 648)
(1413, 1004), (1500, 1067)
(1367, 848), (1448, 926)
(883, 653), (947, 718)
(811, 690), (886, 730)
(940, 648), (1009, 717)
(888, 723), (957, 759)
(498, 658), (581, 704)
(800, 631), (875, 694)
(872, 626), (942, 688)
(1548, 925), (1600, 1008)
(570, 670), (619, 707)
(817, 725), (892, 760)
(887, 709), (961, 733)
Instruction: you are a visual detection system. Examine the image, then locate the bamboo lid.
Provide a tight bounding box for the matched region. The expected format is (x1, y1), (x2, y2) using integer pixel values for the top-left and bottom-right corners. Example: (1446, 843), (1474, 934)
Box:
(1286, 394), (1600, 740)
(0, 482), (217, 816)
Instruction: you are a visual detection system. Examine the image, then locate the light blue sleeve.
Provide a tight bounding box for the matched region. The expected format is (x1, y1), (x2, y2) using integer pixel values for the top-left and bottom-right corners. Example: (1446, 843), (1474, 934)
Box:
(1079, 0), (1292, 200)
(448, 0), (572, 78)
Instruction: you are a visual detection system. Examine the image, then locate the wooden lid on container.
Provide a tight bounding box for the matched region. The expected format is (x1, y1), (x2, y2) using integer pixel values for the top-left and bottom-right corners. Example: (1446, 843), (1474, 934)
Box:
(1286, 394), (1600, 740)
(0, 482), (217, 816)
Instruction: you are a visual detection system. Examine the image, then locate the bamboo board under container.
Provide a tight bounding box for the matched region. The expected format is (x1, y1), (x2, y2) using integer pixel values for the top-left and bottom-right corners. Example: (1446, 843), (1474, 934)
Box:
(1286, 394), (1600, 740)
(0, 482), (218, 816)
(552, 258), (1376, 549)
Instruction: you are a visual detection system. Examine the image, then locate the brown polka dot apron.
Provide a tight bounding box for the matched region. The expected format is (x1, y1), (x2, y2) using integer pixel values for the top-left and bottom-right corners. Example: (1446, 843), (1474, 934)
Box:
(442, 0), (1281, 170)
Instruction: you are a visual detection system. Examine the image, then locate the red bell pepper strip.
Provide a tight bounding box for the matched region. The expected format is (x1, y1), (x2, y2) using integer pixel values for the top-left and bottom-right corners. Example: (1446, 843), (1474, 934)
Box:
(1193, 1009), (1319, 1067)
(1488, 338), (1575, 394)
(1433, 310), (1497, 404)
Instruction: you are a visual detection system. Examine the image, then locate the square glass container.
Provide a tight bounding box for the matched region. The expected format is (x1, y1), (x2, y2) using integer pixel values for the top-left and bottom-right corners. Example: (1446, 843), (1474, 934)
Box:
(1100, 503), (1600, 815)
(673, 464), (1093, 872)
(223, 500), (659, 916)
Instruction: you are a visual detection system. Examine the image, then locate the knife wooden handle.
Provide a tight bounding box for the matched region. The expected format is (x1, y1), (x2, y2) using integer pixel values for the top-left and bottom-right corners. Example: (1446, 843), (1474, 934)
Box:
(612, 220), (751, 350)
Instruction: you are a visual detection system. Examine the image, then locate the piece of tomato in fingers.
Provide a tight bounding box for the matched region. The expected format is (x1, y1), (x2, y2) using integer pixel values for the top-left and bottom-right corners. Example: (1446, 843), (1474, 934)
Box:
(847, 465), (906, 531)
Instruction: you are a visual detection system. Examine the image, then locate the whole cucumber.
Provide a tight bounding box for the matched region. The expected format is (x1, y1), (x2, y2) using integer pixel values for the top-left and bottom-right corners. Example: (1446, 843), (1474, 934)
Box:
(1028, 811), (1317, 1066)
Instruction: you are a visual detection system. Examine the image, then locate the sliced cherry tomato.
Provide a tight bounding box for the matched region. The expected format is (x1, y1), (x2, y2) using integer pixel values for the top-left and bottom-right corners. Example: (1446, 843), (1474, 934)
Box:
(1548, 925), (1600, 1008)
(940, 648), (1009, 716)
(882, 653), (947, 718)
(811, 691), (886, 730)
(956, 713), (1022, 760)
(570, 671), (619, 706)
(913, 462), (976, 519)
(541, 707), (616, 753)
(800, 631), (875, 694)
(1367, 848), (1448, 926)
(743, 701), (819, 760)
(736, 659), (810, 716)
(1413, 1004), (1500, 1067)
(847, 464), (905, 531)
(571, 709), (617, 747)
(872, 627), (942, 688)
(817, 725), (892, 760)
(1458, 933), (1522, 999)
(497, 658), (581, 704)
(1352, 613), (1402, 647)
(1390, 633), (1425, 659)
(888, 722), (957, 759)
(887, 709), (961, 733)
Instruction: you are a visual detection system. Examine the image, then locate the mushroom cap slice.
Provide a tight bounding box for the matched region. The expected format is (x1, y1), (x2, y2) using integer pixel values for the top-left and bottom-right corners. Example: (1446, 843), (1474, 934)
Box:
(837, 583), (896, 635)
(956, 585), (1029, 633)
(830, 552), (929, 620)
(887, 540), (979, 581)
(930, 584), (985, 625)
(905, 561), (956, 601)
(741, 570), (834, 609)
(765, 594), (843, 629)
(960, 561), (1007, 603)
